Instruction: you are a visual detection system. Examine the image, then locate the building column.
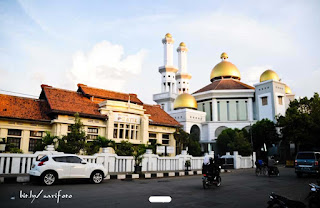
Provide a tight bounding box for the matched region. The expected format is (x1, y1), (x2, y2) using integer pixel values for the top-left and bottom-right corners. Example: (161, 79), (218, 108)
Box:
(21, 130), (30, 153)
(248, 98), (253, 121)
(212, 98), (218, 121)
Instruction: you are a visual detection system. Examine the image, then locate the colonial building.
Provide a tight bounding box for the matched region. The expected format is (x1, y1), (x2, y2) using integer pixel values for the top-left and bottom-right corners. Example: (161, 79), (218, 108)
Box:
(153, 33), (295, 152)
(0, 84), (180, 154)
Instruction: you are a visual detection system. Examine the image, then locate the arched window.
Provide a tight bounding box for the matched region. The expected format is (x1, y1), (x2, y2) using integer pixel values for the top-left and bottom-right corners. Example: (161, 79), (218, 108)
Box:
(215, 126), (228, 137)
(190, 125), (200, 141)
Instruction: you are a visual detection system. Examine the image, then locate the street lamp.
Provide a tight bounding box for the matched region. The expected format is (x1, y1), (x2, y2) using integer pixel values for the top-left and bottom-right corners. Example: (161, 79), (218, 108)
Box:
(250, 121), (254, 168)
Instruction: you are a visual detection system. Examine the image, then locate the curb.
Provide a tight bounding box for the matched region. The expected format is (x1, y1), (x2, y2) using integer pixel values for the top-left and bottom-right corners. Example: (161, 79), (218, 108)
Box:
(0, 169), (231, 183)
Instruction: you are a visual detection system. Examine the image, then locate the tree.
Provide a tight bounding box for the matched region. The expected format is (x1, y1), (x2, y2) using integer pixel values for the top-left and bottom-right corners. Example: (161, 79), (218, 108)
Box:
(188, 132), (202, 156)
(56, 113), (86, 154)
(83, 136), (116, 155)
(133, 144), (146, 166)
(217, 128), (252, 156)
(251, 119), (279, 154)
(277, 93), (320, 151)
(174, 127), (189, 155)
(115, 140), (134, 156)
(34, 131), (58, 152)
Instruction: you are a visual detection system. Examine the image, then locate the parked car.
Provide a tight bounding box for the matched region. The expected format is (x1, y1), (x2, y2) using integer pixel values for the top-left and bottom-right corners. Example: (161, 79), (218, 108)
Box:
(29, 154), (107, 185)
(295, 151), (320, 177)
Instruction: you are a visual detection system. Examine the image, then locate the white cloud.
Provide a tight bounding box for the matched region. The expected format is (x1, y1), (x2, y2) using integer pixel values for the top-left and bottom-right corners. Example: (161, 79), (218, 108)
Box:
(241, 65), (273, 86)
(68, 41), (147, 91)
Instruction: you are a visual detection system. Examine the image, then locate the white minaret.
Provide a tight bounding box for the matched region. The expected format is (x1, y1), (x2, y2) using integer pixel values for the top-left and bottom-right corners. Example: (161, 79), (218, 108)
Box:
(159, 33), (178, 94)
(176, 42), (192, 94)
(153, 33), (179, 112)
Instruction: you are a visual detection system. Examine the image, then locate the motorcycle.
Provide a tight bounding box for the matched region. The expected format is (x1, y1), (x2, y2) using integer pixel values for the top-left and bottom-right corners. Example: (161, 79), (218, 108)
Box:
(202, 165), (221, 189)
(268, 166), (280, 177)
(307, 183), (320, 208)
(267, 192), (306, 208)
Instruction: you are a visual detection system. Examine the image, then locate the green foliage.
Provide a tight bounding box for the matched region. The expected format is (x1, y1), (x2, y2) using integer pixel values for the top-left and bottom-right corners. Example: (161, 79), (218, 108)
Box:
(174, 127), (202, 156)
(34, 131), (58, 152)
(84, 136), (116, 155)
(251, 119), (279, 153)
(277, 93), (320, 150)
(217, 128), (252, 156)
(188, 132), (202, 156)
(174, 127), (190, 155)
(0, 138), (6, 144)
(5, 143), (23, 153)
(115, 140), (134, 156)
(133, 144), (146, 166)
(185, 160), (191, 167)
(56, 113), (86, 154)
(9, 147), (23, 153)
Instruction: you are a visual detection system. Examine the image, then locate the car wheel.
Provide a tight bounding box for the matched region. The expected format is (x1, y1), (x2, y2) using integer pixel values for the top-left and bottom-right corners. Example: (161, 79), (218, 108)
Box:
(91, 171), (104, 184)
(41, 171), (57, 186)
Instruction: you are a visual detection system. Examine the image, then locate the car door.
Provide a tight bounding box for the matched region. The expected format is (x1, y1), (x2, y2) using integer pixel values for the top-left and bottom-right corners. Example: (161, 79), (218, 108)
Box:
(52, 156), (71, 179)
(67, 156), (86, 178)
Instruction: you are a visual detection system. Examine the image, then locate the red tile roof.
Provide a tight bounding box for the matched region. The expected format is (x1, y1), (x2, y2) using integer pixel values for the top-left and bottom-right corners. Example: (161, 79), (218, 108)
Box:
(40, 85), (106, 119)
(0, 94), (50, 121)
(77, 84), (143, 105)
(193, 79), (255, 94)
(143, 104), (181, 127)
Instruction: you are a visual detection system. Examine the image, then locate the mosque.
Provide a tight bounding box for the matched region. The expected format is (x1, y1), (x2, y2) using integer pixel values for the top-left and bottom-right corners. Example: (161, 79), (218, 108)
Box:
(153, 33), (295, 152)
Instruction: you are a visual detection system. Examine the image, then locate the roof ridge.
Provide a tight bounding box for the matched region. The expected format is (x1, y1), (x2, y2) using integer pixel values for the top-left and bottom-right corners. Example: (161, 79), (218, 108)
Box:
(80, 84), (134, 96)
(215, 79), (223, 90)
(42, 85), (79, 93)
(232, 79), (255, 89)
(0, 93), (41, 101)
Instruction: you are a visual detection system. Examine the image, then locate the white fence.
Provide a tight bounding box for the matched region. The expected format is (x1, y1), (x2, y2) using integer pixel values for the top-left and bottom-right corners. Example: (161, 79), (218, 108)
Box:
(0, 148), (213, 175)
(0, 148), (255, 175)
(221, 151), (256, 169)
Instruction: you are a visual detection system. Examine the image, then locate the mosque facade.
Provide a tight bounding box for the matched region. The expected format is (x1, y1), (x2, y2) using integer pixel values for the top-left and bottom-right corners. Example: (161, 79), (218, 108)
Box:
(153, 33), (295, 152)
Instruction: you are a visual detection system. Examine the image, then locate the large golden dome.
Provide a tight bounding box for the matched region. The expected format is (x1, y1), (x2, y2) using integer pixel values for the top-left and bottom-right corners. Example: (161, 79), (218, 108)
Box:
(260, 70), (280, 82)
(165, 33), (172, 38)
(285, 85), (292, 94)
(173, 93), (198, 110)
(210, 53), (241, 82)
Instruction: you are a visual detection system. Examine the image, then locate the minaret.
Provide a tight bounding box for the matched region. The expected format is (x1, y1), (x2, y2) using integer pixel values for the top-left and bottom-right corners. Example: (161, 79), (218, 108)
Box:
(159, 33), (178, 94)
(153, 33), (179, 112)
(176, 42), (192, 94)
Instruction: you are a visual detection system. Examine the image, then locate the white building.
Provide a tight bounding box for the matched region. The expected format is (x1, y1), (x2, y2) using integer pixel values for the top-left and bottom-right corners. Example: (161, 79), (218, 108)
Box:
(153, 33), (295, 152)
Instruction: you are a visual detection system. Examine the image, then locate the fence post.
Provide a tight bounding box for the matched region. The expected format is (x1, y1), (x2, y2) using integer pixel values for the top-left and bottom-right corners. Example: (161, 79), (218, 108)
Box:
(233, 151), (241, 169)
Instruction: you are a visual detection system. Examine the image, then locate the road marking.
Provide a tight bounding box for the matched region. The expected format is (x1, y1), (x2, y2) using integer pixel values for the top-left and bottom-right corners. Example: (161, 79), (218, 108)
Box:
(149, 196), (172, 203)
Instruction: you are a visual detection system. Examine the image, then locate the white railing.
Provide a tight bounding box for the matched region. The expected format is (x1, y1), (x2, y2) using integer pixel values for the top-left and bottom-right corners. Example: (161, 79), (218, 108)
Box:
(3, 148), (257, 175)
(221, 151), (256, 169)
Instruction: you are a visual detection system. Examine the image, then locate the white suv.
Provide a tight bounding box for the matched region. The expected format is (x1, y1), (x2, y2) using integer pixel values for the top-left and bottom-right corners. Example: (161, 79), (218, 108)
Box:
(29, 154), (107, 185)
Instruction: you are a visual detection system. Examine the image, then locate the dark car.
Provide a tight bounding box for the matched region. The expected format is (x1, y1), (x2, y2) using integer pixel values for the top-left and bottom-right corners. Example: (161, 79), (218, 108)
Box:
(295, 151), (320, 177)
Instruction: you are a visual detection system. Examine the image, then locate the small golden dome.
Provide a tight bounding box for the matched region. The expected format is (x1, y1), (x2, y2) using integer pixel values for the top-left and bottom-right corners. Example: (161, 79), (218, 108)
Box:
(179, 42), (186, 47)
(173, 93), (198, 110)
(165, 33), (172, 38)
(210, 53), (241, 81)
(285, 85), (292, 94)
(220, 52), (228, 59)
(260, 70), (280, 82)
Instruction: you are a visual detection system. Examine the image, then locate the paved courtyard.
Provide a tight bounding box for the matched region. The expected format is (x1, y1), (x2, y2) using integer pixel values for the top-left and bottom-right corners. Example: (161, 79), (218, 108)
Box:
(0, 167), (317, 208)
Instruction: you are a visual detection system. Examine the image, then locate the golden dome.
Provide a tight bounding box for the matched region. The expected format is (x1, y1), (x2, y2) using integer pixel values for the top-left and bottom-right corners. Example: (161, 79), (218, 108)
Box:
(173, 93), (198, 110)
(165, 33), (172, 38)
(220, 52), (228, 59)
(179, 42), (186, 47)
(210, 53), (241, 81)
(260, 70), (280, 82)
(285, 85), (292, 94)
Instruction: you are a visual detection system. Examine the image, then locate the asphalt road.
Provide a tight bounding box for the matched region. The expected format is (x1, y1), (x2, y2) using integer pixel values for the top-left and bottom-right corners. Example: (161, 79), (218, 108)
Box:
(0, 167), (318, 208)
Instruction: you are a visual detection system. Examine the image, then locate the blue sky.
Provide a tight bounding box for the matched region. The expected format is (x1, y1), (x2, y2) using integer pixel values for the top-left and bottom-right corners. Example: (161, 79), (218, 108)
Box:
(0, 0), (319, 103)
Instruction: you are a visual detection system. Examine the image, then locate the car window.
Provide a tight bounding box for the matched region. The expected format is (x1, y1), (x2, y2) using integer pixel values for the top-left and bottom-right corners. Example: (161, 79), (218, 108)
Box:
(40, 156), (49, 162)
(66, 156), (82, 163)
(52, 156), (67, 163)
(297, 153), (315, 160)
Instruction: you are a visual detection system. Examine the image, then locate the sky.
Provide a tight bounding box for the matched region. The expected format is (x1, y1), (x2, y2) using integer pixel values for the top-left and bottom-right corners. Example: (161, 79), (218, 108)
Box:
(0, 0), (319, 103)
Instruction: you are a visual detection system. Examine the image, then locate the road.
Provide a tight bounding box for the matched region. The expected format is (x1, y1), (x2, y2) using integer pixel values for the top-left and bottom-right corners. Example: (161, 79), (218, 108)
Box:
(0, 167), (317, 208)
